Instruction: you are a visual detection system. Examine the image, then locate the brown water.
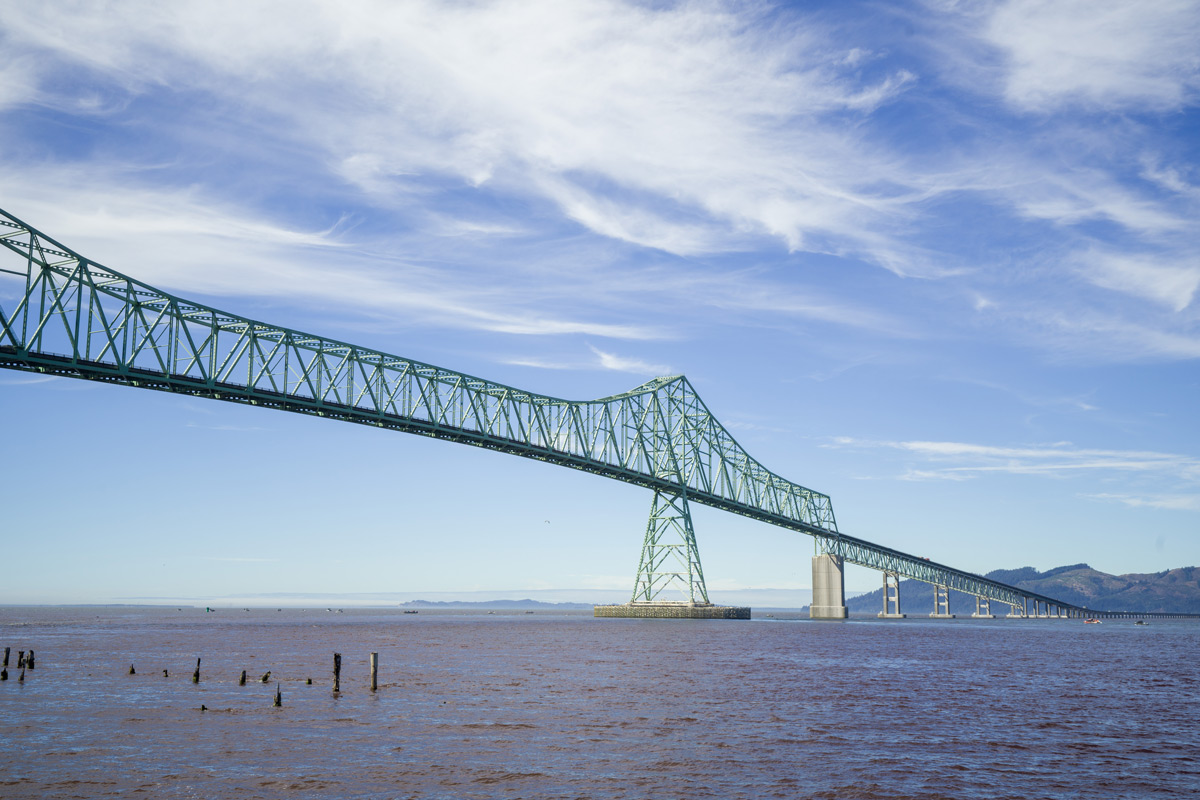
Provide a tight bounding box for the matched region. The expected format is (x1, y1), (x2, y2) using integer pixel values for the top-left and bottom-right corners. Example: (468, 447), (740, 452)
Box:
(1, 607), (1197, 799)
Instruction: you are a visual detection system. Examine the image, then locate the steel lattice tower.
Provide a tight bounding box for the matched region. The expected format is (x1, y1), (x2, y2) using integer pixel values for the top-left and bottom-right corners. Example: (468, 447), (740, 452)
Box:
(631, 489), (709, 605)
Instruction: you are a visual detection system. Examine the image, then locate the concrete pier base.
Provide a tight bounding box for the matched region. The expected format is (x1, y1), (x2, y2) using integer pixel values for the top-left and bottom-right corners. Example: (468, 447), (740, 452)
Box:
(810, 554), (848, 619)
(972, 597), (995, 619)
(593, 603), (751, 620)
(880, 571), (903, 618)
(931, 585), (952, 618)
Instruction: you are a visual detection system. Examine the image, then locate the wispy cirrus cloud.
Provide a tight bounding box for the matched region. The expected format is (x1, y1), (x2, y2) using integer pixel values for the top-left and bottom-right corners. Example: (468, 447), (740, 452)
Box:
(2, 0), (1200, 369)
(0, 169), (667, 342)
(1085, 493), (1200, 512)
(0, 0), (926, 267)
(501, 345), (671, 376)
(828, 436), (1200, 506)
(588, 346), (671, 376)
(983, 0), (1200, 113)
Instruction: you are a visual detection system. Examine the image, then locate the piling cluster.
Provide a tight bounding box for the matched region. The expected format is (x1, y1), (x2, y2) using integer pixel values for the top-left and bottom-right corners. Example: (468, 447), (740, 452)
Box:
(3, 642), (382, 711)
(119, 651), (381, 710)
(1, 646), (35, 682)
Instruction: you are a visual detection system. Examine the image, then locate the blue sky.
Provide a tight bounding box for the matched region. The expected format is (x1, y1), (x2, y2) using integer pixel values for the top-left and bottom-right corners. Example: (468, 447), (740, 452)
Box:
(1, 0), (1198, 606)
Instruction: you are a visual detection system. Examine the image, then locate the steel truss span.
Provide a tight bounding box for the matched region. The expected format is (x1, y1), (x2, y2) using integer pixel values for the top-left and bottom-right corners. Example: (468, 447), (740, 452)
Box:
(0, 207), (1169, 619)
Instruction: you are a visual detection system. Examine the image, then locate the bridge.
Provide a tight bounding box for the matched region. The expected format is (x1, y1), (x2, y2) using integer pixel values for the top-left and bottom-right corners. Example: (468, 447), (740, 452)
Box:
(0, 207), (1188, 620)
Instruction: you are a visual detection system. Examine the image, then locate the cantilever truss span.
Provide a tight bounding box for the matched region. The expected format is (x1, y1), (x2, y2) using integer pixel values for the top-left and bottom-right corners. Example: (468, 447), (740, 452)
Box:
(0, 207), (1146, 618)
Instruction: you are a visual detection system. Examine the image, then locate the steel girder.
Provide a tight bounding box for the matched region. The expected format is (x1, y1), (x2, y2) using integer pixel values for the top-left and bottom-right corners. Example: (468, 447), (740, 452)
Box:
(0, 207), (1138, 618)
(0, 208), (836, 534)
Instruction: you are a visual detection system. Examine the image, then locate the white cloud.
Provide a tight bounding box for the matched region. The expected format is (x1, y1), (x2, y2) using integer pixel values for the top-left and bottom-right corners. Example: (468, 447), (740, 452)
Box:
(0, 56), (38, 111)
(3, 0), (1200, 370)
(588, 345), (671, 376)
(985, 0), (1200, 113)
(1085, 492), (1200, 511)
(0, 0), (925, 268)
(1140, 157), (1200, 198)
(830, 438), (1200, 506)
(1013, 306), (1200, 362)
(0, 167), (666, 341)
(830, 436), (1200, 491)
(1009, 169), (1189, 236)
(1077, 250), (1200, 312)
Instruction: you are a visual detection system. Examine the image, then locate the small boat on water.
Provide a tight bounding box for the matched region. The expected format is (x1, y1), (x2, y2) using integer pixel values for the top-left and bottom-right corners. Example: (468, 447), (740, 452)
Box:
(1084, 618), (1102, 624)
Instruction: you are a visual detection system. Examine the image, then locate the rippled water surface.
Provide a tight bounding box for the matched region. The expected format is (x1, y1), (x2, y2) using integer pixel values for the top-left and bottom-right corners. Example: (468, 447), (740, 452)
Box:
(1, 607), (1197, 799)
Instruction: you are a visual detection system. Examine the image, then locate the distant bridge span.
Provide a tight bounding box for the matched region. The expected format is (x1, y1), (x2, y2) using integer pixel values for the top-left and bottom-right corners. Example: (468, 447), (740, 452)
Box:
(0, 208), (1184, 619)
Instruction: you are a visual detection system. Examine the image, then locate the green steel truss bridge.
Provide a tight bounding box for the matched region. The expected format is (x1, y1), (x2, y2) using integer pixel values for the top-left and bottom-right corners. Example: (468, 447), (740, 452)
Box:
(0, 208), (1177, 620)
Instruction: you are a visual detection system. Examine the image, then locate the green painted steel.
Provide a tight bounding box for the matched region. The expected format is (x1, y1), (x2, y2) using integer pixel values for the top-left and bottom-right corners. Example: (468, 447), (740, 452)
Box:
(0, 207), (1183, 619)
(632, 490), (708, 604)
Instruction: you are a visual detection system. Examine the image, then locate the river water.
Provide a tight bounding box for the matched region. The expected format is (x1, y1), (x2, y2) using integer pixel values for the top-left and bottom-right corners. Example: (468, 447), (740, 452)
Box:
(0, 606), (1196, 799)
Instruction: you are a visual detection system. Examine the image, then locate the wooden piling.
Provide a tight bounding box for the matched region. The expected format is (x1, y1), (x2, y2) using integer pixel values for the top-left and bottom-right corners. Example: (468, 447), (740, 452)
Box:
(333, 652), (341, 693)
(2, 646), (8, 667)
(239, 670), (247, 686)
(370, 652), (378, 691)
(1, 668), (7, 681)
(274, 684), (282, 707)
(192, 658), (201, 683)
(162, 669), (169, 678)
(260, 670), (271, 683)
(17, 651), (25, 668)
(26, 650), (34, 670)
(129, 664), (136, 675)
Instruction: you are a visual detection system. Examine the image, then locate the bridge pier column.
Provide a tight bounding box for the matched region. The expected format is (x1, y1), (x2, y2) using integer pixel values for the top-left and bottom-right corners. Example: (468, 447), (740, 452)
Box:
(971, 596), (995, 619)
(930, 584), (955, 618)
(878, 572), (905, 618)
(1007, 598), (1028, 618)
(810, 554), (848, 619)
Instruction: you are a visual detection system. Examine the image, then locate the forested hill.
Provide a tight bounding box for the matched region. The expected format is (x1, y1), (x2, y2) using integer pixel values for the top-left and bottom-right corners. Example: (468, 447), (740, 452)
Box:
(840, 564), (1200, 615)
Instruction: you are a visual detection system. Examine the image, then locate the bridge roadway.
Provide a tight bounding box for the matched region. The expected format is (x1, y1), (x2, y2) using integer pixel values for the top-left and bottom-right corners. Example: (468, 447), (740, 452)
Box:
(0, 207), (1191, 620)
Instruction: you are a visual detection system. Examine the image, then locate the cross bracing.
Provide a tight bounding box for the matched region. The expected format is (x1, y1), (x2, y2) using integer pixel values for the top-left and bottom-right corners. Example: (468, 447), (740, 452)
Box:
(0, 207), (1170, 618)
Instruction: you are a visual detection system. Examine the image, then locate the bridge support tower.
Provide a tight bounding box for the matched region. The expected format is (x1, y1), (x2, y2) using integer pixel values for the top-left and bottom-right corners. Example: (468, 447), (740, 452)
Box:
(810, 554), (848, 619)
(879, 572), (906, 618)
(594, 489), (750, 620)
(930, 584), (955, 618)
(971, 596), (995, 619)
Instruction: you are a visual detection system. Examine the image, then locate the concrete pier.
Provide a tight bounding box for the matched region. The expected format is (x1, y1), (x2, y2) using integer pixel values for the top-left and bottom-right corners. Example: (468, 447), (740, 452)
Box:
(879, 572), (906, 618)
(594, 603), (751, 620)
(810, 554), (848, 619)
(930, 584), (955, 619)
(971, 596), (995, 619)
